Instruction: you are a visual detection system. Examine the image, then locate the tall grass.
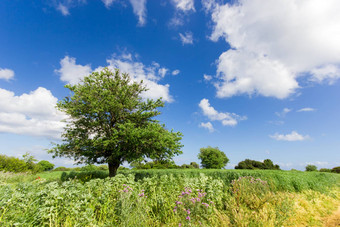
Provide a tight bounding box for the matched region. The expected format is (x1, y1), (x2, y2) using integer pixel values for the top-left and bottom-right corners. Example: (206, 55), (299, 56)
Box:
(0, 171), (339, 226)
(61, 169), (340, 192)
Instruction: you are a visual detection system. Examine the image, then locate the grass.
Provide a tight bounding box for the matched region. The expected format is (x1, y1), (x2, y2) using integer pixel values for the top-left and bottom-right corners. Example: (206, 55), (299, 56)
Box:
(0, 170), (339, 226)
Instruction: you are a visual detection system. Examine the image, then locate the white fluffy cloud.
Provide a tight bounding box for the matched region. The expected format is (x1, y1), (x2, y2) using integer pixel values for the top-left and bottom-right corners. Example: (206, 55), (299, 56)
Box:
(205, 0), (340, 99)
(0, 87), (66, 139)
(55, 56), (92, 85)
(179, 32), (194, 45)
(56, 54), (174, 102)
(297, 107), (316, 112)
(270, 131), (310, 141)
(129, 0), (147, 26)
(172, 0), (195, 12)
(0, 68), (14, 81)
(199, 122), (214, 132)
(199, 98), (246, 126)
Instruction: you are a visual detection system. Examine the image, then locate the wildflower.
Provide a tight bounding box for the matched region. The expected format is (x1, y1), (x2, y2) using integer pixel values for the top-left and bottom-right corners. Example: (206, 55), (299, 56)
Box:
(186, 216), (191, 221)
(173, 208), (177, 212)
(179, 223), (182, 227)
(138, 193), (144, 197)
(187, 209), (190, 214)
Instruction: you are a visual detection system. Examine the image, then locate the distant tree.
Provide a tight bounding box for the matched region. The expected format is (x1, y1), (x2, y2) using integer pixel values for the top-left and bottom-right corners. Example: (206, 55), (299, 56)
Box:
(235, 159), (280, 170)
(331, 166), (340, 173)
(198, 146), (229, 169)
(49, 68), (183, 177)
(190, 162), (200, 169)
(305, 164), (317, 171)
(0, 154), (28, 173)
(53, 166), (71, 171)
(37, 160), (55, 171)
(319, 168), (332, 173)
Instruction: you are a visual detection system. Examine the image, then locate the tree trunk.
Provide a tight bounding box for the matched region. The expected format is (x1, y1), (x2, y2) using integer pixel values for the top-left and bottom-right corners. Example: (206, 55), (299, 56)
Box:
(108, 162), (120, 177)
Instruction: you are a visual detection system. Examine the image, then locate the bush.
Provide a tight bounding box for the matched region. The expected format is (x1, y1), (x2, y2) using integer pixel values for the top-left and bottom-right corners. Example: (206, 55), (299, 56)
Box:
(61, 170), (109, 182)
(305, 165), (317, 172)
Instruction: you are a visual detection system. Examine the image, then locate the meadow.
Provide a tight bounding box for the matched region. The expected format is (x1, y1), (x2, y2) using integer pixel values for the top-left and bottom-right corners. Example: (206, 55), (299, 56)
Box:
(0, 169), (339, 226)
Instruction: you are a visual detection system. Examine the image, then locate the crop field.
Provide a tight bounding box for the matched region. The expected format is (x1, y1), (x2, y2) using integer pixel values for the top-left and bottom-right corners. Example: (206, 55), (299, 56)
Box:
(0, 169), (339, 226)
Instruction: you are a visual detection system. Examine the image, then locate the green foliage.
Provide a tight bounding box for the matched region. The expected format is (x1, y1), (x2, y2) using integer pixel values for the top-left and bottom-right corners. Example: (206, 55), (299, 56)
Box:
(319, 168), (332, 173)
(49, 68), (183, 177)
(198, 146), (229, 169)
(37, 160), (55, 171)
(0, 154), (42, 173)
(0, 171), (338, 226)
(331, 166), (340, 173)
(305, 164), (318, 171)
(235, 159), (281, 170)
(53, 166), (71, 171)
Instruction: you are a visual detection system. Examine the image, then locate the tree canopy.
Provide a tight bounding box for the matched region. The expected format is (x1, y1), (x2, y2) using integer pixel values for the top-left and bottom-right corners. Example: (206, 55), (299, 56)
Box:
(49, 68), (183, 177)
(198, 146), (229, 169)
(235, 159), (280, 170)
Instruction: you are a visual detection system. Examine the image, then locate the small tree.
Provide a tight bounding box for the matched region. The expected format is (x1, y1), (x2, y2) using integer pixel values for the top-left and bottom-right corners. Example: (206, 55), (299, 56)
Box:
(198, 146), (229, 169)
(305, 164), (317, 171)
(37, 160), (55, 171)
(49, 68), (183, 177)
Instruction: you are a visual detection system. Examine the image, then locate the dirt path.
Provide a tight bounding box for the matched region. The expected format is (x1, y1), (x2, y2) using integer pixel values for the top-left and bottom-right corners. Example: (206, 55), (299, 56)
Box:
(323, 206), (340, 227)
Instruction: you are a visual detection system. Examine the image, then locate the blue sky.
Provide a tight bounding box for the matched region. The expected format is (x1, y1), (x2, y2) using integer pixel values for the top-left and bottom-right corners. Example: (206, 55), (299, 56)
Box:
(0, 0), (339, 170)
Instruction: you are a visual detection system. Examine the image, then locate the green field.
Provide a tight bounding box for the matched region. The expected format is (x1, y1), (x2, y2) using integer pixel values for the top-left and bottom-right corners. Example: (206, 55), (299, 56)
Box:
(0, 170), (339, 226)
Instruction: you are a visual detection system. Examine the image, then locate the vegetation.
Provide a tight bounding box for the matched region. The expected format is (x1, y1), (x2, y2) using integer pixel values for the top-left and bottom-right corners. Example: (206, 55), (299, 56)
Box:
(306, 164), (318, 172)
(0, 170), (339, 226)
(332, 166), (340, 173)
(0, 154), (51, 173)
(49, 68), (183, 177)
(198, 147), (229, 169)
(37, 160), (55, 171)
(235, 159), (280, 170)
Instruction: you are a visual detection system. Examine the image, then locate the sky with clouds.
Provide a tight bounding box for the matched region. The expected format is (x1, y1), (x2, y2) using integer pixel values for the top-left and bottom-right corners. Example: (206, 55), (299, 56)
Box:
(0, 0), (339, 170)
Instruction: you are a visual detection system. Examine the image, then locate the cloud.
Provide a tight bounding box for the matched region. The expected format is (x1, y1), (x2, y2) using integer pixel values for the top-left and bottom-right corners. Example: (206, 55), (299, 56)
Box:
(199, 122), (214, 132)
(0, 87), (66, 139)
(203, 74), (212, 81)
(270, 131), (310, 141)
(172, 69), (180, 75)
(275, 108), (291, 117)
(102, 0), (116, 8)
(57, 3), (70, 16)
(172, 0), (195, 12)
(179, 32), (193, 45)
(56, 53), (175, 103)
(129, 0), (147, 26)
(297, 107), (316, 112)
(0, 68), (14, 81)
(53, 0), (87, 16)
(55, 56), (92, 85)
(199, 98), (246, 126)
(205, 0), (340, 99)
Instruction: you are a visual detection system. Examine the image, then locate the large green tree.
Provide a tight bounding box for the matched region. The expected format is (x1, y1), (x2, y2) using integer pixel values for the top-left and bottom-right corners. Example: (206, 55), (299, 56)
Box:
(198, 146), (229, 169)
(49, 68), (183, 177)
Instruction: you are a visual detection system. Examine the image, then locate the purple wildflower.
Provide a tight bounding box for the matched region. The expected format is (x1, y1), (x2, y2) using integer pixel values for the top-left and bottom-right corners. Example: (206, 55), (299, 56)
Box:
(186, 216), (191, 221)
